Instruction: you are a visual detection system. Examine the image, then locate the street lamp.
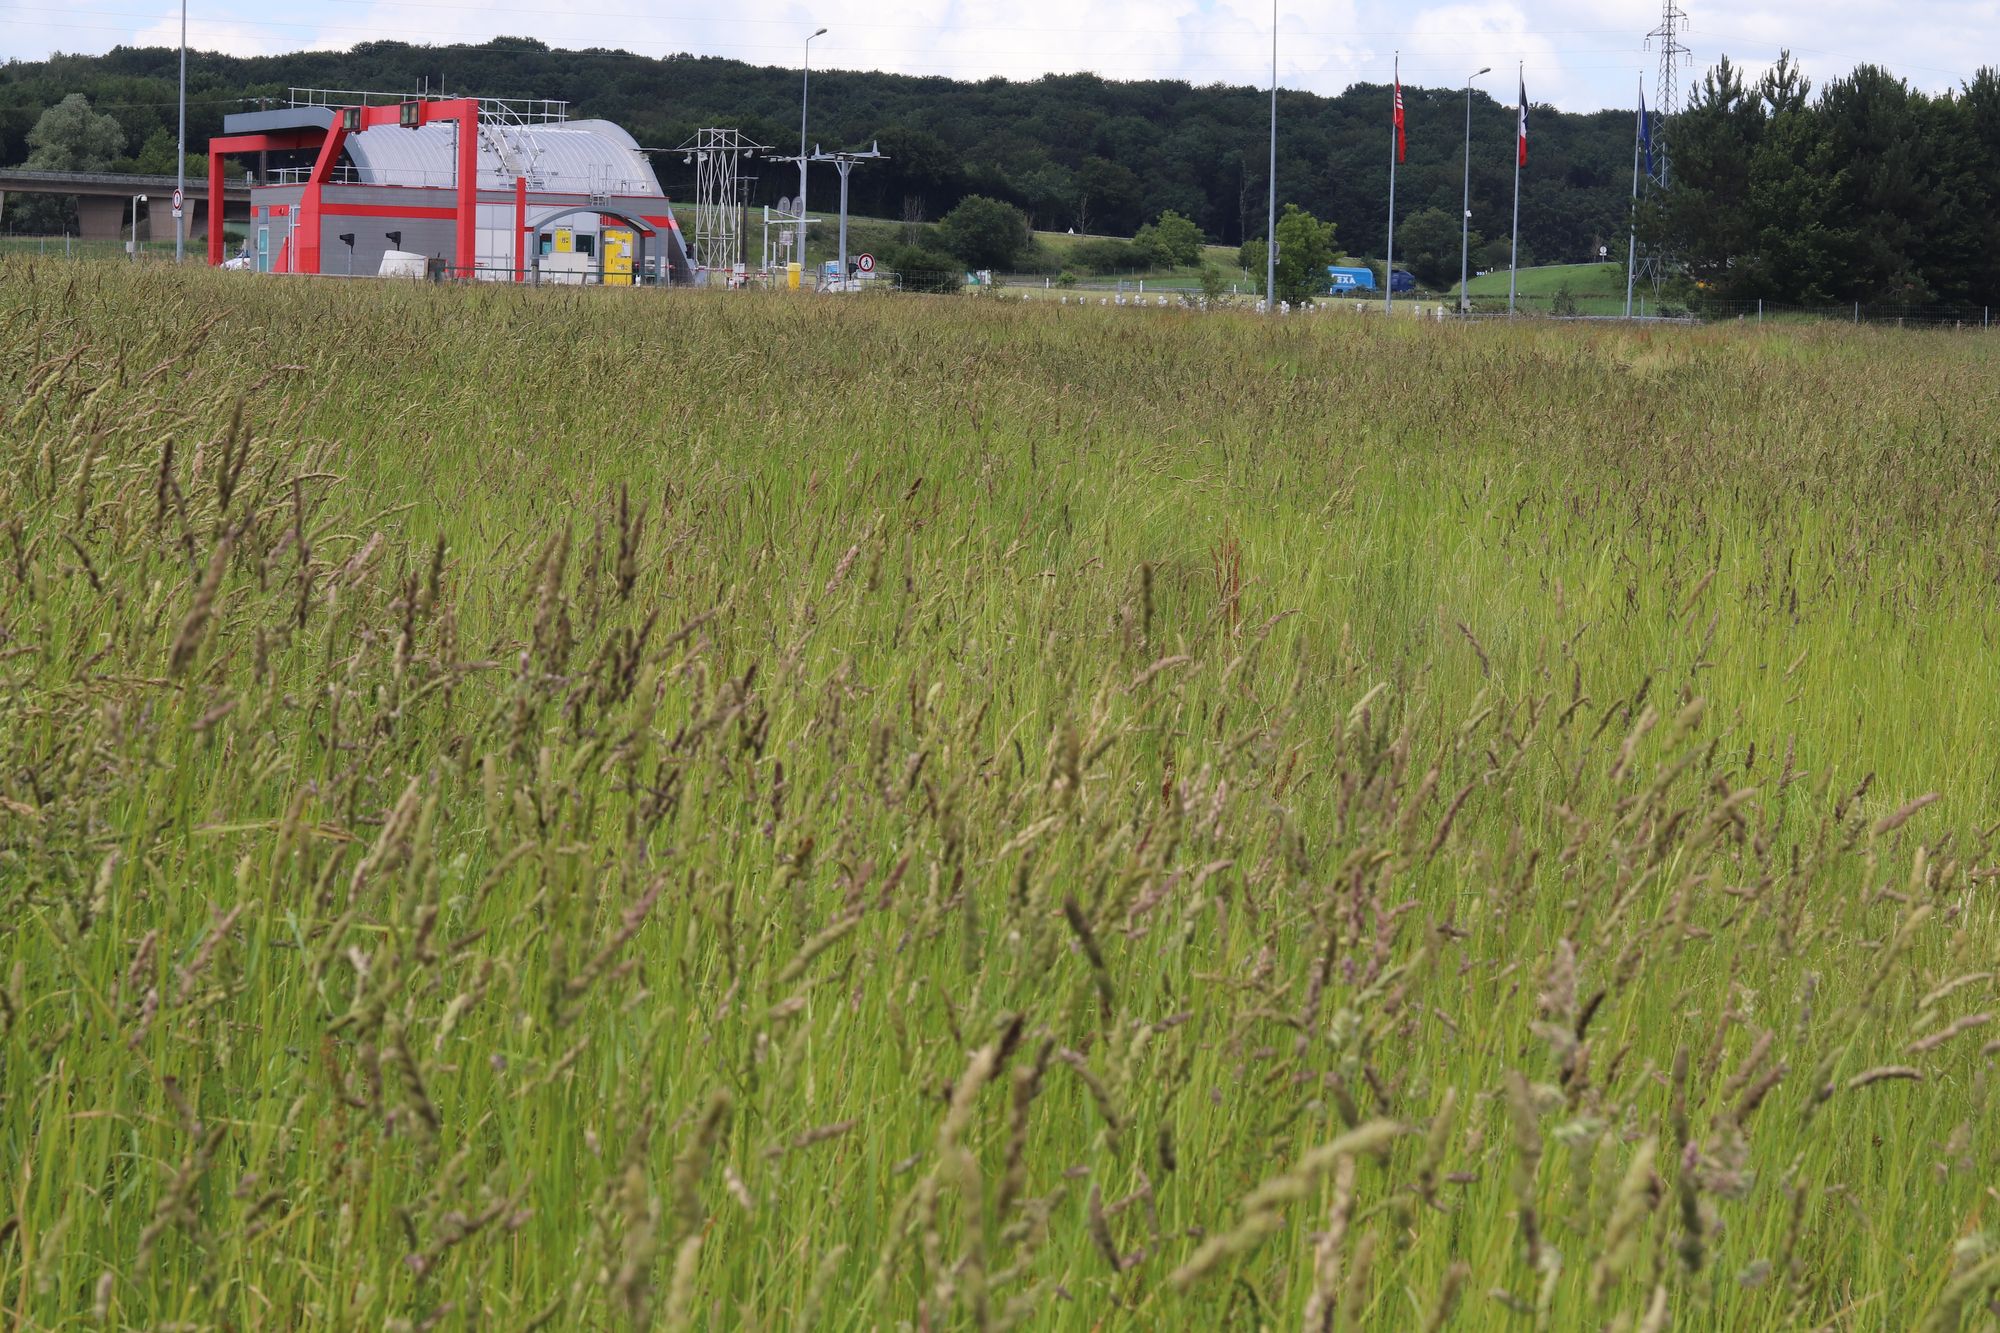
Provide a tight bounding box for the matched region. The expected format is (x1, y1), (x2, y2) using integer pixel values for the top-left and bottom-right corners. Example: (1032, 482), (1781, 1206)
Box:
(799, 27), (827, 272)
(130, 193), (148, 261)
(1265, 0), (1277, 311)
(174, 0), (185, 262)
(1460, 67), (1490, 313)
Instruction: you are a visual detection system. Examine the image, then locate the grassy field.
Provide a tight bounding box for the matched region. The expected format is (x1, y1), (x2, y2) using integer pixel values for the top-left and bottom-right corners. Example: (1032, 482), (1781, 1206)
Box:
(1457, 262), (1635, 314)
(4, 262), (2000, 1330)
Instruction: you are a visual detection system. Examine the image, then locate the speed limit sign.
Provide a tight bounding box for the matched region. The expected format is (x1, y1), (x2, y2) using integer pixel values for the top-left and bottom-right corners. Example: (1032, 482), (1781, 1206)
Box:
(171, 186), (184, 218)
(856, 253), (874, 274)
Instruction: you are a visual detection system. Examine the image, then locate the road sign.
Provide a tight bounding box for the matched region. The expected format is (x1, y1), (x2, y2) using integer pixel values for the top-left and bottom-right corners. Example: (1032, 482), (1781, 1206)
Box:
(856, 253), (874, 274)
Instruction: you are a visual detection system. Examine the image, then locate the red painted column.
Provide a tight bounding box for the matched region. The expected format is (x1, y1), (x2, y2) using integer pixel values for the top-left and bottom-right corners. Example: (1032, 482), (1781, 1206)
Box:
(207, 150), (228, 265)
(455, 105), (478, 278)
(295, 124), (348, 276)
(514, 176), (527, 283)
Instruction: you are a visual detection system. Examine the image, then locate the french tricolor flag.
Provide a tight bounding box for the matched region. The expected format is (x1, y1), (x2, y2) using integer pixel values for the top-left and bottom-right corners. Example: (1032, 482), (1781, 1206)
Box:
(1517, 75), (1529, 167)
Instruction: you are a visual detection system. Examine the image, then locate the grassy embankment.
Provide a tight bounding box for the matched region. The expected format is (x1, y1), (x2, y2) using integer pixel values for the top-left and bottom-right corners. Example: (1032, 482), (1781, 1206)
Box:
(4, 263), (2000, 1329)
(1456, 261), (1635, 314)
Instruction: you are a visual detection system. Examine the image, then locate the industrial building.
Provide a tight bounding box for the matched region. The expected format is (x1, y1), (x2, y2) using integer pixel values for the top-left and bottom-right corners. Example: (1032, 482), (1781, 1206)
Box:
(206, 91), (694, 283)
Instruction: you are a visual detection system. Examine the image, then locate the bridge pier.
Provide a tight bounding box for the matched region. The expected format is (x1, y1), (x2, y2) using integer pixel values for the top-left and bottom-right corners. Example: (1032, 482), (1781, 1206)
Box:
(77, 195), (126, 241)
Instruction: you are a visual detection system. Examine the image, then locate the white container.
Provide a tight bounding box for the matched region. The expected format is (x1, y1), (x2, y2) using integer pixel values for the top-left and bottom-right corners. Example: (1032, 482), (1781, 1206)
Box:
(378, 250), (428, 280)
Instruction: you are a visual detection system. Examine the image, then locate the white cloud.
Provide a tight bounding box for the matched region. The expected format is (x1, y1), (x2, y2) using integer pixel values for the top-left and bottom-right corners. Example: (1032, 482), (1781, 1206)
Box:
(128, 14), (315, 58)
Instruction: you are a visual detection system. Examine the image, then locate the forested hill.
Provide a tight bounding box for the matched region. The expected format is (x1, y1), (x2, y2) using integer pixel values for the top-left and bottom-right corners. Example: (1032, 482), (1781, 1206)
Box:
(2, 40), (1637, 265)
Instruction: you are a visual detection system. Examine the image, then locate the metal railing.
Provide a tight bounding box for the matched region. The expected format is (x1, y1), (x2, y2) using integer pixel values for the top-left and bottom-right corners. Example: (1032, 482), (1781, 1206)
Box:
(257, 165), (655, 194)
(286, 88), (570, 125)
(1692, 298), (1996, 329)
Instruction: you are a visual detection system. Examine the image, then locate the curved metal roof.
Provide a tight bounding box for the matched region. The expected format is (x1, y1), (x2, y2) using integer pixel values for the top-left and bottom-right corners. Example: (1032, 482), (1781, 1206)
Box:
(343, 119), (662, 197)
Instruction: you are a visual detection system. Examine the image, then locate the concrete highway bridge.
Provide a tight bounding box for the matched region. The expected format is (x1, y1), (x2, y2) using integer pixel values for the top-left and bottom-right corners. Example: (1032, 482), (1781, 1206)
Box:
(0, 169), (253, 240)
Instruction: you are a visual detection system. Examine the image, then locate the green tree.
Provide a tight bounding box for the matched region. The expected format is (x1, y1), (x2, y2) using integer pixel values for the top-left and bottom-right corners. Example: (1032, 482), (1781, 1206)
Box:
(123, 126), (208, 179)
(1269, 204), (1337, 303)
(7, 93), (128, 231)
(1070, 238), (1145, 274)
(1133, 209), (1204, 268)
(1074, 155), (1144, 235)
(887, 243), (963, 293)
(938, 194), (1030, 270)
(26, 93), (126, 171)
(1649, 56), (1766, 295)
(1395, 207), (1478, 289)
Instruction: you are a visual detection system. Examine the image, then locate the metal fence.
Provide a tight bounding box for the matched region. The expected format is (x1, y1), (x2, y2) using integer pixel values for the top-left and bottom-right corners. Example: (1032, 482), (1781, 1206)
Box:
(1444, 292), (1997, 328)
(4, 233), (1996, 329)
(1691, 298), (1996, 329)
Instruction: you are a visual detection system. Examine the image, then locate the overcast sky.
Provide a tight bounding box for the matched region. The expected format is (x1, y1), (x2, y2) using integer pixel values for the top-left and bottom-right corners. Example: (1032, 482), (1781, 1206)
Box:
(1, 0), (1990, 113)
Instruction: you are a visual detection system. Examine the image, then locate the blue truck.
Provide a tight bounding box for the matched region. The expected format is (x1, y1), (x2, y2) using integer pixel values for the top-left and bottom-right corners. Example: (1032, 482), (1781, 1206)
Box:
(1326, 265), (1416, 294)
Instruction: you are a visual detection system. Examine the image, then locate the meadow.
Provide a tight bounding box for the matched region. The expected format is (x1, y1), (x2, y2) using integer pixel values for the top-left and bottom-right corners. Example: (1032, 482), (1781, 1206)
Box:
(1457, 263), (1635, 315)
(3, 262), (1999, 1331)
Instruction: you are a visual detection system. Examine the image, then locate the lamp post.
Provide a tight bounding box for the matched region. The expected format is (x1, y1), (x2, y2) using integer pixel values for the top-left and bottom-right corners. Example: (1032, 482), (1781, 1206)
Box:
(174, 0), (186, 262)
(798, 27), (827, 271)
(1460, 67), (1490, 313)
(1265, 0), (1277, 311)
(130, 193), (147, 261)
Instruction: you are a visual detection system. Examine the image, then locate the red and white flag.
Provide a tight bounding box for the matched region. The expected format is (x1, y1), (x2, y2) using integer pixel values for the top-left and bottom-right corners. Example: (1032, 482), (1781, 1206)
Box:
(1393, 63), (1407, 164)
(1517, 74), (1529, 167)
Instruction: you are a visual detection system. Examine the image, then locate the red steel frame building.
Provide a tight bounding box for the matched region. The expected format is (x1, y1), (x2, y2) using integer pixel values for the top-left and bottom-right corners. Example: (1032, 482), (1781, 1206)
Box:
(208, 98), (480, 273)
(208, 96), (691, 282)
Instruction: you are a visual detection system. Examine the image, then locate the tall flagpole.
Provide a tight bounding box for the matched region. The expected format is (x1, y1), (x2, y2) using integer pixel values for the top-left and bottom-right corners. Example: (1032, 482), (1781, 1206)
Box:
(1508, 63), (1522, 316)
(1625, 76), (1641, 317)
(1385, 53), (1398, 313)
(1266, 0), (1278, 311)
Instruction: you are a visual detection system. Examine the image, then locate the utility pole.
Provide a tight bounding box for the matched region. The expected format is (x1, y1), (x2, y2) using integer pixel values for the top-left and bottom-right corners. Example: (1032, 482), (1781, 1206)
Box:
(1460, 67), (1490, 313)
(813, 142), (887, 286)
(798, 27), (827, 273)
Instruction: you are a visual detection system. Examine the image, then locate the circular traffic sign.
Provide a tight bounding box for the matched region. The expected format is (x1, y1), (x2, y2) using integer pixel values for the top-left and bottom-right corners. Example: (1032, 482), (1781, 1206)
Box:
(856, 253), (875, 274)
(172, 187), (183, 210)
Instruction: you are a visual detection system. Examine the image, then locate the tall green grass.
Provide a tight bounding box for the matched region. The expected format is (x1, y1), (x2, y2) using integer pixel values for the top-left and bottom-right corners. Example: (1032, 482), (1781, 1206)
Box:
(3, 261), (1999, 1330)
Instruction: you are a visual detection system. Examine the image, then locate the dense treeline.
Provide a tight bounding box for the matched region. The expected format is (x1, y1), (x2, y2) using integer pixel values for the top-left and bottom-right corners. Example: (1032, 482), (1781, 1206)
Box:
(8, 41), (1996, 300)
(1648, 54), (2000, 305)
(2, 39), (1636, 266)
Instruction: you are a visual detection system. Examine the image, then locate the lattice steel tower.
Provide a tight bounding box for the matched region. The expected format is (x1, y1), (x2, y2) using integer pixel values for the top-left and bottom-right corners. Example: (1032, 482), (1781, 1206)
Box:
(1645, 0), (1690, 187)
(675, 128), (769, 275)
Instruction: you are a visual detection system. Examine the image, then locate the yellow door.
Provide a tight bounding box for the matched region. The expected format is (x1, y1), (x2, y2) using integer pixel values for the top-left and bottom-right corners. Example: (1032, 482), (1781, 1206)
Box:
(603, 228), (634, 286)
